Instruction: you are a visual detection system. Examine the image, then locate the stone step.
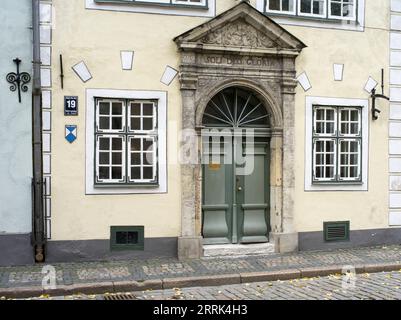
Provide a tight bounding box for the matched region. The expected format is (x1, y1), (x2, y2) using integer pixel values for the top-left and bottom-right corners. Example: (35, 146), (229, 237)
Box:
(203, 243), (275, 258)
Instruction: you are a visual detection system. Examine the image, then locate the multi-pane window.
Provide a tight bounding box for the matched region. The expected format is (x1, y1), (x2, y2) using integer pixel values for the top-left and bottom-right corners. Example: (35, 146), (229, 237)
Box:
(95, 99), (158, 185)
(329, 0), (356, 20)
(265, 0), (357, 21)
(267, 0), (296, 14)
(312, 106), (362, 183)
(298, 0), (326, 17)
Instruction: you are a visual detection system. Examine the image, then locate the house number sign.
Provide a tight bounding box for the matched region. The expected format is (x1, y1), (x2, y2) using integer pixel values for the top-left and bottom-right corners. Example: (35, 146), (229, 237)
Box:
(64, 96), (78, 116)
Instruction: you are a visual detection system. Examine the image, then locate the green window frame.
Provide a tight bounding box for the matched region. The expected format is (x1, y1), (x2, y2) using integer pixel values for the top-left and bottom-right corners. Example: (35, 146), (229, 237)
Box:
(312, 105), (362, 184)
(110, 226), (144, 251)
(95, 98), (159, 186)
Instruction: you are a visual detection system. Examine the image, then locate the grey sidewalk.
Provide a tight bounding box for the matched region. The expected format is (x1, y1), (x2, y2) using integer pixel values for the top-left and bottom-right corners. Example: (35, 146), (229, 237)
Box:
(1, 244), (401, 298)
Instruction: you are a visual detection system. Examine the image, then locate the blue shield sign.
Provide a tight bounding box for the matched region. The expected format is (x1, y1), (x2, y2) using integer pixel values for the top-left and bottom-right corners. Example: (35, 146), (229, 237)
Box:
(65, 125), (77, 143)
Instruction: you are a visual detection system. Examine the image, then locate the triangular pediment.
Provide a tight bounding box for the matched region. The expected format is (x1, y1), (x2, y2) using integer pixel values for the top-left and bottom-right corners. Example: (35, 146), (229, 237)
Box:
(174, 1), (306, 53)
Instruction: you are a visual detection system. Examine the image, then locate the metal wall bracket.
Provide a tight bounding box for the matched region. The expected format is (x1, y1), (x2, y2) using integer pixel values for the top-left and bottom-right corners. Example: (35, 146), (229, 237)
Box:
(371, 69), (389, 121)
(6, 58), (31, 103)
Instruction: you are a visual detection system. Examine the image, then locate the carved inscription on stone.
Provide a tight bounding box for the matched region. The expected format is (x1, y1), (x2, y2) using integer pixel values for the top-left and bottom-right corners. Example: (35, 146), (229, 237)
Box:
(202, 55), (278, 68)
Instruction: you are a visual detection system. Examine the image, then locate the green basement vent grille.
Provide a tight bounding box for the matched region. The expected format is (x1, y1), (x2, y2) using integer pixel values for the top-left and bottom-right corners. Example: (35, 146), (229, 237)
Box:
(110, 226), (144, 251)
(323, 221), (350, 242)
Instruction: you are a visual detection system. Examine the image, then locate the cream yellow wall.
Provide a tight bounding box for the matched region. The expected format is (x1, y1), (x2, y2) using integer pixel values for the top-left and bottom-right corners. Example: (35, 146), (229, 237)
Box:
(288, 1), (390, 232)
(50, 0), (390, 240)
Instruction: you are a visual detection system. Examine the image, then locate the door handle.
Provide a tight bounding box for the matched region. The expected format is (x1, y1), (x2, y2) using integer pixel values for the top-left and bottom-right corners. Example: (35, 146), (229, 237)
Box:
(237, 186), (242, 191)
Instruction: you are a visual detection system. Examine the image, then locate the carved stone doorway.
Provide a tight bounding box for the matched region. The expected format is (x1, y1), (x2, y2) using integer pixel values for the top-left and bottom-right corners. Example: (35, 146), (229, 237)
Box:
(174, 2), (306, 260)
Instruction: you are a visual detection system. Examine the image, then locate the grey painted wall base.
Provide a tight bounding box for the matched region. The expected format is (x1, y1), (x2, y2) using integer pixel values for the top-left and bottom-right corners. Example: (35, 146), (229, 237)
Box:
(0, 234), (34, 266)
(299, 228), (401, 251)
(45, 237), (177, 263)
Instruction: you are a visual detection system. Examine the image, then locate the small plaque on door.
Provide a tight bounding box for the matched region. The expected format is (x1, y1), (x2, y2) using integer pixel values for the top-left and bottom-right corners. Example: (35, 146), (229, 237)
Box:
(208, 163), (221, 171)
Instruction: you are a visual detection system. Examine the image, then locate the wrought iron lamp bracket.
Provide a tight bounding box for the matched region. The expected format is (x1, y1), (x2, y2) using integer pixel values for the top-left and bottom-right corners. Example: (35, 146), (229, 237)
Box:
(6, 58), (31, 103)
(370, 69), (389, 121)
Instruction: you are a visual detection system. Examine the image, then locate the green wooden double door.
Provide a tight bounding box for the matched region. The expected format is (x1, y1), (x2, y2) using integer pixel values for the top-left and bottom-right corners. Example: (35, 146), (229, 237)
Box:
(202, 135), (270, 244)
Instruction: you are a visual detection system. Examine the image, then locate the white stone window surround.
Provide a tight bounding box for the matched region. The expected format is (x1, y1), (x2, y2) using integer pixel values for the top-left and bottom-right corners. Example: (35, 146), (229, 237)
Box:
(86, 89), (167, 194)
(86, 0), (215, 17)
(305, 96), (369, 191)
(258, 0), (365, 32)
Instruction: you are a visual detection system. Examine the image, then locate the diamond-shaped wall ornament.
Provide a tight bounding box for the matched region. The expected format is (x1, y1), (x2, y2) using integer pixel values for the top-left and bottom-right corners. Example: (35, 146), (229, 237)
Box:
(65, 125), (77, 143)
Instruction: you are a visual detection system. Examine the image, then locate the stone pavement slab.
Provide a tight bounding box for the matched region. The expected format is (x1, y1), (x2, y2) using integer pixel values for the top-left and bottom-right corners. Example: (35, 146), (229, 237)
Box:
(1, 245), (401, 298)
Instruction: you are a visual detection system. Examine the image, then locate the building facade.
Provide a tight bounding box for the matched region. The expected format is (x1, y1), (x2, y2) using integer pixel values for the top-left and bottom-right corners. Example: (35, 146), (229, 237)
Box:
(3, 0), (401, 265)
(0, 0), (34, 265)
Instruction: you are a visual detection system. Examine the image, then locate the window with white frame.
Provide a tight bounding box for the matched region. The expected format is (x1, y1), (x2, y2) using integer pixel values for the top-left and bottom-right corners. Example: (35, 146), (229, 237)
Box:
(87, 0), (214, 18)
(95, 99), (158, 185)
(329, 0), (356, 20)
(264, 0), (359, 23)
(298, 0), (326, 17)
(312, 105), (362, 183)
(266, 0), (296, 14)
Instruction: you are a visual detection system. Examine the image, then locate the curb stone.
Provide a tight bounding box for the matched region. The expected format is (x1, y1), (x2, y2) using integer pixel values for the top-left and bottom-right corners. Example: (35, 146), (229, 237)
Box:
(2, 262), (401, 299)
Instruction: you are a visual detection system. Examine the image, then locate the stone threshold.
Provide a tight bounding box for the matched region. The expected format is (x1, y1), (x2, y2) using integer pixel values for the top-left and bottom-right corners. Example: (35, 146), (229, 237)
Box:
(203, 242), (275, 258)
(2, 262), (401, 299)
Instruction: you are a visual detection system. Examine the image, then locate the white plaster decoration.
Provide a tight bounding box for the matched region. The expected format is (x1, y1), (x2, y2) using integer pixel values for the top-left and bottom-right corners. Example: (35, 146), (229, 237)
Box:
(390, 104), (401, 119)
(364, 76), (378, 93)
(39, 25), (51, 44)
(391, 87), (401, 102)
(42, 111), (51, 131)
(72, 61), (92, 82)
(390, 122), (401, 138)
(333, 63), (344, 81)
(40, 46), (51, 66)
(297, 72), (311, 91)
(40, 3), (52, 23)
(391, 32), (401, 49)
(46, 219), (51, 239)
(43, 154), (51, 174)
(85, 89), (167, 194)
(389, 211), (401, 226)
(390, 158), (401, 173)
(45, 198), (51, 218)
(43, 133), (51, 153)
(304, 96), (369, 191)
(392, 0), (401, 12)
(392, 14), (401, 31)
(42, 90), (52, 109)
(85, 0), (216, 17)
(390, 139), (401, 155)
(161, 66), (178, 86)
(40, 68), (51, 87)
(40, 0), (53, 240)
(390, 68), (401, 85)
(390, 176), (401, 191)
(391, 51), (401, 67)
(120, 51), (134, 70)
(390, 193), (401, 208)
(44, 176), (51, 196)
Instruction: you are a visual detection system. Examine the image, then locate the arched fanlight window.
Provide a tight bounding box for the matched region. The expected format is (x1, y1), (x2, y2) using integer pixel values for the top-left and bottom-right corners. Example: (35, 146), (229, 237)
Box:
(202, 87), (270, 128)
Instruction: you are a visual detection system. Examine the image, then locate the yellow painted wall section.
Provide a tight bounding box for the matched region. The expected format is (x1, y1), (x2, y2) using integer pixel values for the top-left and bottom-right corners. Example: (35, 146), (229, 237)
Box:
(50, 0), (390, 240)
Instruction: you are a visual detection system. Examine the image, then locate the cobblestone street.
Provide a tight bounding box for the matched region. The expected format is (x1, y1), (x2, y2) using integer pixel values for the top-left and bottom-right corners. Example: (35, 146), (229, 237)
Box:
(118, 271), (401, 300)
(19, 270), (401, 300)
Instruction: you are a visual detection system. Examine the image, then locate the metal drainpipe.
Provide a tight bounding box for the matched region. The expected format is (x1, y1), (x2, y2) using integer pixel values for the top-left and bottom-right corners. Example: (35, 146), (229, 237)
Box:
(31, 0), (45, 262)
